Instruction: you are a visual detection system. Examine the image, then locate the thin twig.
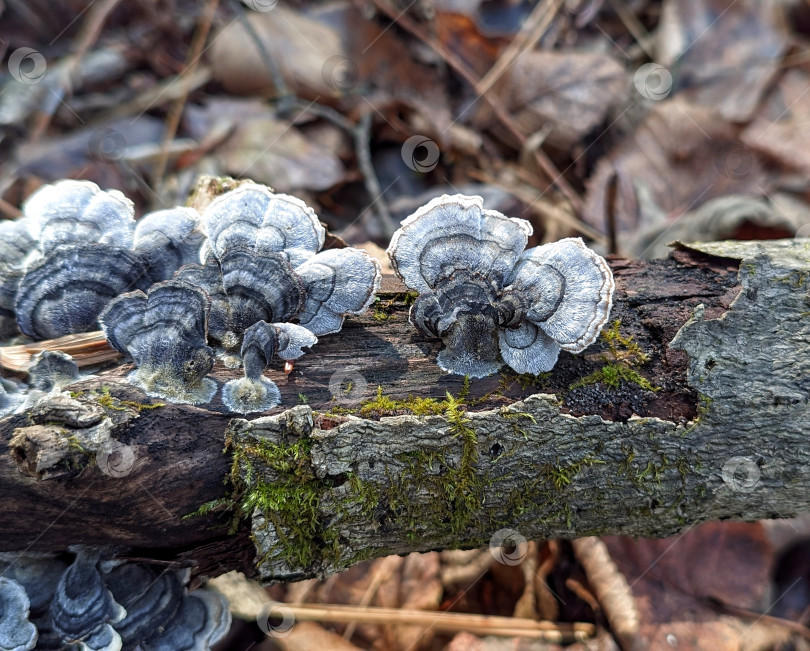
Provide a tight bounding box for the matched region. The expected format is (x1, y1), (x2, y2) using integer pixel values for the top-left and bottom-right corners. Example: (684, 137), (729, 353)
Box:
(279, 603), (595, 642)
(153, 0), (219, 192)
(476, 0), (562, 97)
(355, 111), (396, 239)
(225, 0), (296, 114)
(366, 0), (585, 215)
(30, 0), (123, 140)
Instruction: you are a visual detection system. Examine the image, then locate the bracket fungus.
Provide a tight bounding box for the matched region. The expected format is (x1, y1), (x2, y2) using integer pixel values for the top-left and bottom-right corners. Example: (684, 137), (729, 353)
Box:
(387, 194), (614, 377)
(49, 547), (125, 649)
(102, 563), (186, 645)
(23, 179), (135, 252)
(0, 577), (37, 651)
(295, 248), (381, 335)
(14, 243), (152, 340)
(186, 182), (380, 349)
(0, 551), (230, 650)
(222, 320), (317, 413)
(0, 219), (35, 338)
(133, 207), (205, 281)
(100, 280), (217, 405)
(201, 183), (325, 267)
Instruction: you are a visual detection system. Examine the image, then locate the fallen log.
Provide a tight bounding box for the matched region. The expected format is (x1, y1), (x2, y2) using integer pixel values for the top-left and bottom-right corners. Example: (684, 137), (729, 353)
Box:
(0, 239), (807, 583)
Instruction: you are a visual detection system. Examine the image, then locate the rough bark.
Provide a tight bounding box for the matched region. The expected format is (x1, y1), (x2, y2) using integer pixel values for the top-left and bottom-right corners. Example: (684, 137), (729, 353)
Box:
(0, 239), (807, 583)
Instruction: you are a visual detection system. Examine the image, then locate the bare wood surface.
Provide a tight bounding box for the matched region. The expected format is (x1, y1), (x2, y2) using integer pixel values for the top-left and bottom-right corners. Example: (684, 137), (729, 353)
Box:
(0, 239), (807, 583)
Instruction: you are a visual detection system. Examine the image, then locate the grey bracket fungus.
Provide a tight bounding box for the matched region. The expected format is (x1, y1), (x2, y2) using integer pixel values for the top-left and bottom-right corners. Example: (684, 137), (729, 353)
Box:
(48, 547), (125, 649)
(222, 320), (317, 414)
(387, 194), (614, 377)
(23, 180), (135, 252)
(100, 280), (217, 405)
(0, 219), (35, 339)
(0, 552), (230, 650)
(201, 183), (325, 268)
(176, 249), (305, 352)
(15, 243), (153, 340)
(190, 182), (381, 346)
(0, 577), (37, 651)
(27, 350), (81, 392)
(295, 248), (382, 336)
(133, 207), (205, 282)
(102, 563), (185, 645)
(142, 589), (231, 650)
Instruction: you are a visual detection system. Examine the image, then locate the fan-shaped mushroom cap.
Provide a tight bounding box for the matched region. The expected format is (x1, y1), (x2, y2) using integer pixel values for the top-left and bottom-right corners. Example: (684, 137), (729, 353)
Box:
(295, 248), (381, 335)
(133, 207), (205, 282)
(103, 564), (184, 644)
(218, 247), (305, 348)
(23, 180), (135, 252)
(498, 322), (561, 375)
(80, 623), (121, 651)
(99, 281), (216, 405)
(386, 194), (532, 294)
(0, 219), (35, 268)
(142, 589), (231, 650)
(175, 255), (230, 344)
(15, 244), (152, 340)
(0, 267), (23, 339)
(27, 351), (81, 392)
(49, 547), (125, 645)
(0, 552), (68, 619)
(202, 183), (325, 268)
(388, 196), (614, 377)
(508, 238), (614, 353)
(0, 577), (37, 651)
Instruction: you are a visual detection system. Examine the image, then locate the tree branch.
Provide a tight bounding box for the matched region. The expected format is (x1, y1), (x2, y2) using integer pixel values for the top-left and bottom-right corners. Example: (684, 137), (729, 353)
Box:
(1, 239), (807, 583)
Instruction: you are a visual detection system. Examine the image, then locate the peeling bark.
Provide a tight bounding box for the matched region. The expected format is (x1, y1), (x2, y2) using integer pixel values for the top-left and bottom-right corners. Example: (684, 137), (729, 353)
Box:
(0, 239), (807, 583)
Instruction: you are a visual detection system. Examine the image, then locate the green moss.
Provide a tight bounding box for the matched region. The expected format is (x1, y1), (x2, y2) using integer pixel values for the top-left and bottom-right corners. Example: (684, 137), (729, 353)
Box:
(95, 387), (164, 412)
(569, 363), (658, 391)
(354, 386), (455, 418)
(569, 321), (658, 392)
(601, 320), (650, 365)
(544, 455), (605, 490)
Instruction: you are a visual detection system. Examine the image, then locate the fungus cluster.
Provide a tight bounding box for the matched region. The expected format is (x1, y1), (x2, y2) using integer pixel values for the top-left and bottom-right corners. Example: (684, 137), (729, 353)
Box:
(0, 548), (230, 650)
(0, 179), (381, 411)
(387, 194), (615, 377)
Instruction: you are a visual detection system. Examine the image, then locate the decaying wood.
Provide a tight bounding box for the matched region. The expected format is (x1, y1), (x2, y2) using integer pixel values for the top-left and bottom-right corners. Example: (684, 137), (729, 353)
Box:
(0, 239), (807, 584)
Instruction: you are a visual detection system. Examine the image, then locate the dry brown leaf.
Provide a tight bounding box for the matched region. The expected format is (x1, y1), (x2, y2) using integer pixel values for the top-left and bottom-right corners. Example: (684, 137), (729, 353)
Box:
(655, 0), (788, 122)
(602, 521), (778, 649)
(276, 621), (363, 651)
(482, 50), (628, 150)
(217, 114), (345, 193)
(583, 97), (769, 243)
(741, 68), (810, 175)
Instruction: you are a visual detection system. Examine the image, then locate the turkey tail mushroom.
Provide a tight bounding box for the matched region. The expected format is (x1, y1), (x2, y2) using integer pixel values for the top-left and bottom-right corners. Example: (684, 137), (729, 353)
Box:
(48, 547), (125, 649)
(99, 280), (216, 405)
(0, 577), (37, 651)
(295, 248), (382, 335)
(201, 183), (325, 267)
(133, 207), (205, 281)
(387, 194), (614, 377)
(14, 243), (152, 340)
(23, 179), (135, 252)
